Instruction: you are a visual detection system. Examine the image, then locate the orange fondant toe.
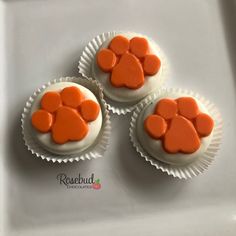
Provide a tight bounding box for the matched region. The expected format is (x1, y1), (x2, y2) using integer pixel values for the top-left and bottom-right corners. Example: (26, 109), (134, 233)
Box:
(129, 37), (149, 58)
(195, 113), (214, 137)
(143, 54), (161, 75)
(80, 100), (100, 122)
(60, 86), (83, 108)
(155, 98), (178, 120)
(144, 115), (167, 139)
(177, 97), (199, 119)
(31, 110), (53, 133)
(40, 91), (62, 113)
(109, 35), (129, 55)
(97, 49), (117, 72)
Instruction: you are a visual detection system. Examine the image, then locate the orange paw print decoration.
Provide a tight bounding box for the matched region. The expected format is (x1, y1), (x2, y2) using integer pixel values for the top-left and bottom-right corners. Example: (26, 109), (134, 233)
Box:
(97, 35), (161, 89)
(31, 86), (100, 144)
(144, 97), (214, 154)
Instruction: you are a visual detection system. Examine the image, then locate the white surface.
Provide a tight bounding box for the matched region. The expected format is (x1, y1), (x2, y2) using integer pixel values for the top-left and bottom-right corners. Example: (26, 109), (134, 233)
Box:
(92, 32), (164, 103)
(1, 0), (236, 235)
(30, 82), (102, 155)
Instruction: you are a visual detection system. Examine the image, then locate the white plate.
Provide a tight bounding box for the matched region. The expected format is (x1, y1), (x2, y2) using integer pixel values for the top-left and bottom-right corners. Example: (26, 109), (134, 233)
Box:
(1, 0), (236, 235)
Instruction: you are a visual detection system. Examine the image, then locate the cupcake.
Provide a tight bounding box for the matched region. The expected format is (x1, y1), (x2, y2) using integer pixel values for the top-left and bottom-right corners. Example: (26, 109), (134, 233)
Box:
(22, 77), (110, 162)
(130, 89), (222, 179)
(79, 31), (167, 114)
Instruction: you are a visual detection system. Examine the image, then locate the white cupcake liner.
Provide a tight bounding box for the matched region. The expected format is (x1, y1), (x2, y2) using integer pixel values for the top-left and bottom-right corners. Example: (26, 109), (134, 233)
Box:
(129, 88), (223, 179)
(21, 77), (111, 163)
(78, 31), (169, 115)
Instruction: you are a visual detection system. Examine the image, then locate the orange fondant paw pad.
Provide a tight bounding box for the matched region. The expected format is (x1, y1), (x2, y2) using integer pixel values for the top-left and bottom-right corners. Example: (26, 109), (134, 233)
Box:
(144, 97), (214, 154)
(31, 86), (100, 144)
(97, 35), (161, 89)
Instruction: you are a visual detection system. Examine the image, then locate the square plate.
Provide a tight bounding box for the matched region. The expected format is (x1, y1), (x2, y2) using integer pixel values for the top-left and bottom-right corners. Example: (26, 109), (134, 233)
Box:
(1, 0), (236, 235)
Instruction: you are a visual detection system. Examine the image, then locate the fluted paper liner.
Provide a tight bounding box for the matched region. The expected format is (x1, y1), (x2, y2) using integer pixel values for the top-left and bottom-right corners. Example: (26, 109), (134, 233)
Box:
(21, 77), (111, 163)
(129, 88), (223, 179)
(78, 31), (169, 115)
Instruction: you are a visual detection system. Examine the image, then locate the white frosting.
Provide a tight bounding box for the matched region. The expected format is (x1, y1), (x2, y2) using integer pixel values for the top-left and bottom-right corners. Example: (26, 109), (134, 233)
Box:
(92, 32), (163, 103)
(137, 94), (213, 165)
(30, 82), (102, 155)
